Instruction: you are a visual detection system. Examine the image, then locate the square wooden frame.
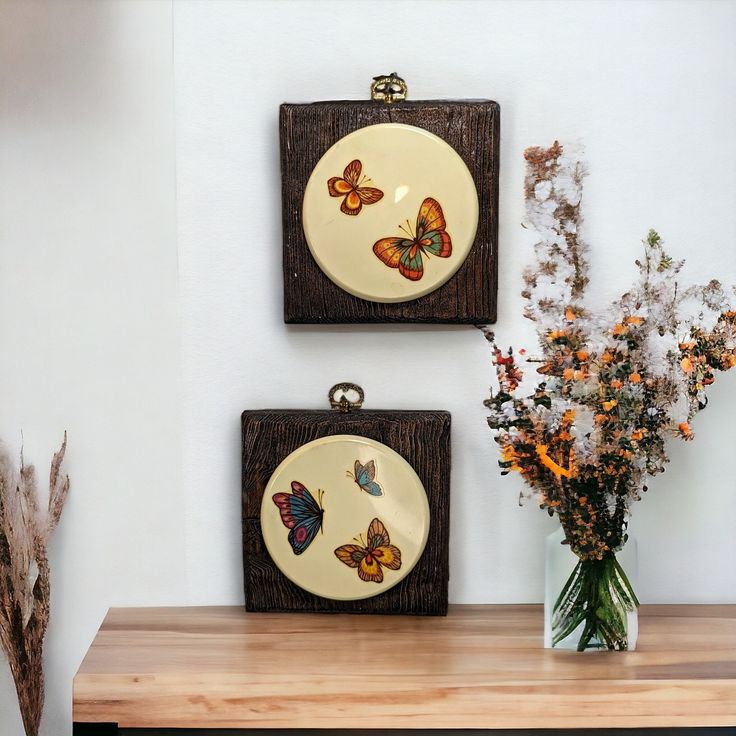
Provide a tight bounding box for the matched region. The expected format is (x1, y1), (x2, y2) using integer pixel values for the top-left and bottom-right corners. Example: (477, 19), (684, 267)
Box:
(242, 408), (451, 615)
(280, 99), (500, 324)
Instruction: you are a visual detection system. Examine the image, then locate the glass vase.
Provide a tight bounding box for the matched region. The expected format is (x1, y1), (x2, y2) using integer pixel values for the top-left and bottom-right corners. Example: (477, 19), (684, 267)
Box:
(544, 527), (639, 651)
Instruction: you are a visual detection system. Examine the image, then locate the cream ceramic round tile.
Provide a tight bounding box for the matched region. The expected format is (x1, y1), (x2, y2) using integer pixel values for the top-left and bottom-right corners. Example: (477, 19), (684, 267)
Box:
(261, 434), (430, 601)
(302, 123), (479, 303)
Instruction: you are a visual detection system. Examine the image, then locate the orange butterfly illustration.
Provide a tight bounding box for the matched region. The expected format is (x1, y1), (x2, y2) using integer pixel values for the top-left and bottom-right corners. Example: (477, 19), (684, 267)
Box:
(334, 517), (402, 583)
(327, 159), (384, 216)
(373, 197), (452, 281)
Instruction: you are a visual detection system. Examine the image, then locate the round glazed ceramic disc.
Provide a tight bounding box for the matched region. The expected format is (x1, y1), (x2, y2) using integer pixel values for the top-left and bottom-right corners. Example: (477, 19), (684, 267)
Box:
(261, 434), (430, 601)
(302, 123), (479, 303)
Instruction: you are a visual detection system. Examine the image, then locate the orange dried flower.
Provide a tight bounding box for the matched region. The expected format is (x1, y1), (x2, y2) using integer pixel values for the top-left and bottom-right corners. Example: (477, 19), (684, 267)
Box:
(681, 357), (694, 373)
(631, 428), (646, 441)
(678, 422), (693, 440)
(610, 378), (623, 389)
(562, 367), (575, 381)
(602, 399), (618, 412)
(625, 315), (644, 325)
(612, 323), (628, 336)
(547, 329), (567, 341)
(601, 351), (614, 363)
(565, 306), (577, 321)
(535, 444), (575, 479)
(629, 372), (642, 383)
(501, 444), (524, 473)
(575, 350), (589, 361)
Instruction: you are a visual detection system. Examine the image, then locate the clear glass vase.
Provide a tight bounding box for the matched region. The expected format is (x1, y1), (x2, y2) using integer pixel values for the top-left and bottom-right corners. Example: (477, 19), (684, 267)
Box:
(544, 527), (639, 651)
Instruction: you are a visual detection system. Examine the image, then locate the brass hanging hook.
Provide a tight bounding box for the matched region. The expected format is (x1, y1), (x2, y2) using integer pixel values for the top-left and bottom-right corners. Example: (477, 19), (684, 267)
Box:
(370, 72), (407, 103)
(328, 382), (365, 412)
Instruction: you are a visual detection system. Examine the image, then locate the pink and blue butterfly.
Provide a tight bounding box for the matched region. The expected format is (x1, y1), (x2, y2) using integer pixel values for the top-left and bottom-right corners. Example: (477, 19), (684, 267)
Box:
(272, 481), (324, 555)
(347, 459), (383, 497)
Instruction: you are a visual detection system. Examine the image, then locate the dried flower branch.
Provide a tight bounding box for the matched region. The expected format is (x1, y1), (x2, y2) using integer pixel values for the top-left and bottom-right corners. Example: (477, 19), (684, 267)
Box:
(0, 433), (69, 736)
(484, 142), (735, 650)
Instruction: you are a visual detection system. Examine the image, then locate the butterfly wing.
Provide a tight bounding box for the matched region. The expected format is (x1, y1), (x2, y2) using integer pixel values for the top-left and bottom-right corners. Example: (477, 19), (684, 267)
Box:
(398, 244), (425, 281)
(356, 459), (382, 496)
(367, 518), (390, 548)
(334, 543), (367, 569)
(361, 480), (383, 496)
(358, 554), (384, 583)
(420, 229), (452, 258)
(342, 159), (362, 187)
(328, 160), (361, 201)
(272, 493), (298, 529)
(356, 186), (383, 205)
(340, 190), (363, 216)
(272, 481), (323, 555)
(415, 197), (451, 263)
(373, 237), (413, 269)
(373, 543), (402, 571)
(327, 177), (353, 197)
(289, 480), (321, 513)
(288, 513), (323, 555)
(366, 518), (401, 573)
(415, 197), (447, 237)
(361, 459), (376, 481)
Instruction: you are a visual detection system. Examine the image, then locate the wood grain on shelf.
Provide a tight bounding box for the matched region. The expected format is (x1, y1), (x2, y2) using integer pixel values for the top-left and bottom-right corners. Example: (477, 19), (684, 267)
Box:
(73, 604), (736, 730)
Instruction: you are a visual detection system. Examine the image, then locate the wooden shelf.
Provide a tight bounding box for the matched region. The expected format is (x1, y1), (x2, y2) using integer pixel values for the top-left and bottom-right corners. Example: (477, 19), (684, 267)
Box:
(73, 604), (736, 730)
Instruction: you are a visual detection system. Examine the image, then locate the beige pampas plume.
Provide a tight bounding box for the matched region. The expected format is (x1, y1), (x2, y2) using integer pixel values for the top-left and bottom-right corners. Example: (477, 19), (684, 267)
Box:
(0, 433), (69, 736)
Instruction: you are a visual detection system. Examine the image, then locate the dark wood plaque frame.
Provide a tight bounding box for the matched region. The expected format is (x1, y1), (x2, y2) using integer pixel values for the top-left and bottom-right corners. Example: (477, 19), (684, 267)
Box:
(242, 408), (450, 615)
(280, 98), (500, 324)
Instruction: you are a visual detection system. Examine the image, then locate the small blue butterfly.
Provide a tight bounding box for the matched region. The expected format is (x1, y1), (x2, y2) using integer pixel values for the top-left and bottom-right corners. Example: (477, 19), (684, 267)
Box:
(347, 459), (383, 496)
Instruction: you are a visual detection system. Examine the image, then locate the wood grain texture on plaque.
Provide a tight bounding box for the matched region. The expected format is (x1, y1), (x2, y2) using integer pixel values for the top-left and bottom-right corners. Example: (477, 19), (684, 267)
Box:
(242, 409), (450, 615)
(281, 99), (499, 323)
(73, 604), (736, 730)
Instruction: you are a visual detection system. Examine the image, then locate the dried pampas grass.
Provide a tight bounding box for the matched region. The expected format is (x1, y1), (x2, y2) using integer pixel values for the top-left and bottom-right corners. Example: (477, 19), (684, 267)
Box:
(0, 433), (69, 736)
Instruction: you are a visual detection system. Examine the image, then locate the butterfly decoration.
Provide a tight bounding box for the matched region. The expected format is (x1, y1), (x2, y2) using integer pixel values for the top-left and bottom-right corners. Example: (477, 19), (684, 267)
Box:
(327, 159), (384, 216)
(334, 518), (401, 583)
(272, 481), (324, 555)
(373, 197), (452, 281)
(346, 459), (383, 496)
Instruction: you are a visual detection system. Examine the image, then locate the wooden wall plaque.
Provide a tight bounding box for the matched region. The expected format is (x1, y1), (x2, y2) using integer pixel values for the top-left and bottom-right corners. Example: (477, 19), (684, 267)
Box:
(280, 87), (500, 324)
(242, 387), (450, 615)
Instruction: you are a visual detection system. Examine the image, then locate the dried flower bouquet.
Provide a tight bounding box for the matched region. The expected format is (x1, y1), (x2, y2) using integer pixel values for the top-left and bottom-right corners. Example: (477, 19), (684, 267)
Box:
(0, 435), (69, 736)
(483, 142), (736, 651)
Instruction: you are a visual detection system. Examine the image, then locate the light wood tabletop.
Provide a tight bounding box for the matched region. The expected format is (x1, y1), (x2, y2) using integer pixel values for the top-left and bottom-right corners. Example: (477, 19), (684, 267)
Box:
(73, 604), (736, 730)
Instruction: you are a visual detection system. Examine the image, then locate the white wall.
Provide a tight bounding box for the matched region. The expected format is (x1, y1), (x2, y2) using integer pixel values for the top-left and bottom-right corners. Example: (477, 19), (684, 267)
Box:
(175, 0), (736, 607)
(0, 1), (185, 734)
(1, 0), (735, 734)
